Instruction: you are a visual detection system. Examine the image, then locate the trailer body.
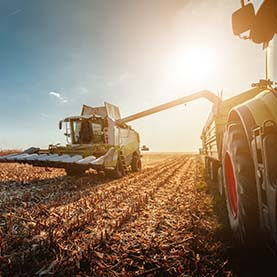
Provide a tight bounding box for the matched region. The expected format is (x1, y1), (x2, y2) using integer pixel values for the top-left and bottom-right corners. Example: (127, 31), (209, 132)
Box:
(201, 87), (262, 180)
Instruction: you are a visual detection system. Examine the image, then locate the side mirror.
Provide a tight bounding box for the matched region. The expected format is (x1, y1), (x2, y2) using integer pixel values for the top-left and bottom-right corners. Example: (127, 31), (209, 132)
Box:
(59, 121), (62, 130)
(232, 3), (255, 36)
(141, 145), (150, 151)
(250, 0), (277, 44)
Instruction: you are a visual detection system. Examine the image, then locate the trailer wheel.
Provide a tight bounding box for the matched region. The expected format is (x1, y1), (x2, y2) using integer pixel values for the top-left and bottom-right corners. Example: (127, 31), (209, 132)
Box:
(217, 166), (224, 196)
(65, 166), (86, 176)
(222, 123), (260, 246)
(205, 157), (210, 179)
(210, 159), (219, 182)
(131, 154), (142, 172)
(209, 160), (214, 181)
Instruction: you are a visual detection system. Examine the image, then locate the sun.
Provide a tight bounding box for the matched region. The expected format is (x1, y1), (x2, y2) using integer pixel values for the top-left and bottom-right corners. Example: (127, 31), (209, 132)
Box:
(164, 47), (218, 87)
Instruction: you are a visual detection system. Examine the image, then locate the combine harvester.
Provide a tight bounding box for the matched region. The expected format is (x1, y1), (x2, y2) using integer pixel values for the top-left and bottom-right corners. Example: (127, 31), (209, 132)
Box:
(0, 103), (142, 178)
(0, 0), (276, 248)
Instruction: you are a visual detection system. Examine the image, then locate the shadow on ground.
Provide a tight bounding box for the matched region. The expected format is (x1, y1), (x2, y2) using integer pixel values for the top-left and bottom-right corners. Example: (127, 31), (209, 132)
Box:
(0, 170), (116, 211)
(206, 177), (277, 277)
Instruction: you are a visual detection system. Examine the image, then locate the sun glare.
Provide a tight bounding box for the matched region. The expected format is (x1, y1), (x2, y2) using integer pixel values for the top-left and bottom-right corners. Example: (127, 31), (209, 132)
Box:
(165, 47), (218, 86)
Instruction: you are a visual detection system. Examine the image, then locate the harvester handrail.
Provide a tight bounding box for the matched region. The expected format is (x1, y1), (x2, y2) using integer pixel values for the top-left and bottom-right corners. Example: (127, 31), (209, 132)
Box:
(117, 90), (220, 124)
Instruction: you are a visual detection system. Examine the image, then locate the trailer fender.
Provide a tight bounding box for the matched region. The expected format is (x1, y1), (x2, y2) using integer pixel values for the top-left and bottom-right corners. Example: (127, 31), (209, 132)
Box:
(228, 106), (257, 153)
(228, 90), (277, 150)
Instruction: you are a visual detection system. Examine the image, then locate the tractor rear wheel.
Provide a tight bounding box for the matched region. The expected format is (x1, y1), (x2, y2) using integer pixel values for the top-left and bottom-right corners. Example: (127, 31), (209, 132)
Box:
(222, 123), (260, 246)
(131, 154), (142, 172)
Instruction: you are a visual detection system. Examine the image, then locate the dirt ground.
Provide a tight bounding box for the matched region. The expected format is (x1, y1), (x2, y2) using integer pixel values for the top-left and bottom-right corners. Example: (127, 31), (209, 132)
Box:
(0, 153), (276, 276)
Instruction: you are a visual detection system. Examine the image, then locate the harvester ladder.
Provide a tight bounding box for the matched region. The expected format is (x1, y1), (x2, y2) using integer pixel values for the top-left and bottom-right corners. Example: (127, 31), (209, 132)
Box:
(119, 151), (128, 175)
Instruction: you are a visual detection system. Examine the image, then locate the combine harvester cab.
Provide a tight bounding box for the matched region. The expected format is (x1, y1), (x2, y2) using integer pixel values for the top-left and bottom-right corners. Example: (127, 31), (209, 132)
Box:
(0, 102), (141, 177)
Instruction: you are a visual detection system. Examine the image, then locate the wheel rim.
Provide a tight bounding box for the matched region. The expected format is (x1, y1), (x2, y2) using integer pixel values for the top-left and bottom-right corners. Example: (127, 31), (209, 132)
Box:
(225, 152), (238, 218)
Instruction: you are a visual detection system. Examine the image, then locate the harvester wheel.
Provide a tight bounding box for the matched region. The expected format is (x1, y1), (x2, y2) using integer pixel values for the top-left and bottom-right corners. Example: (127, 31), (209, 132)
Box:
(131, 155), (142, 172)
(65, 166), (86, 176)
(113, 161), (123, 179)
(222, 123), (260, 246)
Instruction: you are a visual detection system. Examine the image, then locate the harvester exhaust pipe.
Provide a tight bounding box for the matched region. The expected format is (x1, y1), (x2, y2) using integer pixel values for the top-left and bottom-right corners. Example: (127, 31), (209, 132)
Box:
(117, 90), (220, 124)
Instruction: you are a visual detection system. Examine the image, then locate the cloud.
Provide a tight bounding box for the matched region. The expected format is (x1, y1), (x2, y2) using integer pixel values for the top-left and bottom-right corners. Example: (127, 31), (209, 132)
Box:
(7, 9), (22, 17)
(49, 91), (68, 103)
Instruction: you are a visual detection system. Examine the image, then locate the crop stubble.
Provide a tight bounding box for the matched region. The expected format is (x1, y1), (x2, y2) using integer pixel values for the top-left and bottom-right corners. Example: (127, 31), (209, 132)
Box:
(0, 153), (229, 276)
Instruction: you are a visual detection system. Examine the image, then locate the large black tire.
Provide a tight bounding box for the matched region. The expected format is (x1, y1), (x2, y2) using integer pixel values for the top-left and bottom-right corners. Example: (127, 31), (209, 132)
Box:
(222, 123), (260, 246)
(65, 166), (86, 176)
(131, 154), (142, 172)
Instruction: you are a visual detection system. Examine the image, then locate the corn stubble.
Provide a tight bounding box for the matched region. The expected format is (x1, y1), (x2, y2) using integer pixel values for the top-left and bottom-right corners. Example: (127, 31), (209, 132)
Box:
(0, 153), (230, 276)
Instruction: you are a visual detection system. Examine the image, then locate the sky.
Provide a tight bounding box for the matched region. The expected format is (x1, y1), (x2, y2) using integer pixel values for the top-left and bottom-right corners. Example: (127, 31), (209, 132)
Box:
(0, 0), (266, 151)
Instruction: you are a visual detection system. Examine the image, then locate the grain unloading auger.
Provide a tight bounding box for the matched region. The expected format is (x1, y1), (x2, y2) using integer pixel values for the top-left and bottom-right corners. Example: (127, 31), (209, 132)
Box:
(117, 90), (220, 124)
(0, 90), (220, 177)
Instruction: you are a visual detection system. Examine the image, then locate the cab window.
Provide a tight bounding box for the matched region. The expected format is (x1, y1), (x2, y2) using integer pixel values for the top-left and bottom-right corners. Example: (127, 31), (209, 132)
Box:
(91, 122), (103, 143)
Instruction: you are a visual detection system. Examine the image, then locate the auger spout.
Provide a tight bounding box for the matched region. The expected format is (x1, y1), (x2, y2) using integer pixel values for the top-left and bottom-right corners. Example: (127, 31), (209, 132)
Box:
(116, 90), (220, 125)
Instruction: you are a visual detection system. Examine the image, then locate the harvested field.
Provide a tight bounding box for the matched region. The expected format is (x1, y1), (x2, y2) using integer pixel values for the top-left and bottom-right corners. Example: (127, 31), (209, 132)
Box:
(140, 152), (185, 168)
(0, 150), (20, 157)
(0, 153), (276, 276)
